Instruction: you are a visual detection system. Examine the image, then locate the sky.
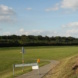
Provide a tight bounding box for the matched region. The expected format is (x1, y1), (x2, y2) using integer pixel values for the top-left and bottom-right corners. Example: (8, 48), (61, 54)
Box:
(0, 0), (78, 37)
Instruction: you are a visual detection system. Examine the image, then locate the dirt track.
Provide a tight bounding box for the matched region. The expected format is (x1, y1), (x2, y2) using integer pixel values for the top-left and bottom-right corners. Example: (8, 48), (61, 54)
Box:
(16, 60), (59, 78)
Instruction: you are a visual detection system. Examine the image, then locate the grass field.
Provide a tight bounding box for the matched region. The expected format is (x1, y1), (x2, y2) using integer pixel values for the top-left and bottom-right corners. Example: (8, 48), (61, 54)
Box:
(0, 46), (78, 78)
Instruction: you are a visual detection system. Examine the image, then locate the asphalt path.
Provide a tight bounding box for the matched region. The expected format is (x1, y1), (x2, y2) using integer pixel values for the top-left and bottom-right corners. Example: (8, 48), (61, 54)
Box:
(16, 60), (59, 78)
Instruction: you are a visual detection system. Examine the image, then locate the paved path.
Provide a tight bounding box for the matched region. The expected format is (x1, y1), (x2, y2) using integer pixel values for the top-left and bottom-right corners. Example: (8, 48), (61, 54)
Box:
(16, 60), (59, 78)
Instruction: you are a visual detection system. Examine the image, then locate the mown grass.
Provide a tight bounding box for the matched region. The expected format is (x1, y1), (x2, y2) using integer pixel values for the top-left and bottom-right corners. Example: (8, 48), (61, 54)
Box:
(0, 46), (78, 78)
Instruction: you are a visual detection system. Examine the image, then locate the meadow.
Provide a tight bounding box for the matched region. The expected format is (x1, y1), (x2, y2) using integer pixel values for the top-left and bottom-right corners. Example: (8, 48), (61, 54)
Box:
(0, 46), (78, 78)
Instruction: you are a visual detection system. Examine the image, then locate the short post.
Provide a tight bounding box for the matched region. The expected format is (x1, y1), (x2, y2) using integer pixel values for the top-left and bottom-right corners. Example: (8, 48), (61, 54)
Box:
(38, 64), (40, 78)
(37, 59), (40, 78)
(22, 47), (25, 72)
(13, 64), (15, 77)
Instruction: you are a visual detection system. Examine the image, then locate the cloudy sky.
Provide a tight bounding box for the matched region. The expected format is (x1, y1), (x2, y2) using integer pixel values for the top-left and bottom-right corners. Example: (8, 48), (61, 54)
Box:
(0, 0), (78, 37)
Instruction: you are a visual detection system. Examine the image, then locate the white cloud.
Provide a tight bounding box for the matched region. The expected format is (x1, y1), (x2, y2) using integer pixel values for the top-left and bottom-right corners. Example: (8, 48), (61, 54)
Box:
(45, 3), (59, 11)
(66, 29), (78, 37)
(2, 32), (11, 35)
(3, 29), (78, 37)
(62, 22), (78, 28)
(61, 0), (78, 10)
(17, 29), (58, 37)
(0, 16), (16, 23)
(26, 8), (32, 11)
(0, 5), (15, 15)
(19, 28), (24, 33)
(0, 5), (16, 22)
(61, 22), (78, 37)
(3, 28), (78, 37)
(67, 29), (78, 34)
(46, 0), (78, 12)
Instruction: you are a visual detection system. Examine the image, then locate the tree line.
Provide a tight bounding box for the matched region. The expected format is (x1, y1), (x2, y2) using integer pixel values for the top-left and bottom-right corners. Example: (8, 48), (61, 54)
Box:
(0, 35), (78, 47)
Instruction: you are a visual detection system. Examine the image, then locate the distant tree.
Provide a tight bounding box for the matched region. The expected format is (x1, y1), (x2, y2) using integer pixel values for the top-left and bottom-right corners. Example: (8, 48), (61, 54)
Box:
(0, 35), (78, 47)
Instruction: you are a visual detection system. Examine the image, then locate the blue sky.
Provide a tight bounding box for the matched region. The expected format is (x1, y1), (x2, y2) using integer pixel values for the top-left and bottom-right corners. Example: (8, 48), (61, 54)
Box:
(0, 0), (78, 37)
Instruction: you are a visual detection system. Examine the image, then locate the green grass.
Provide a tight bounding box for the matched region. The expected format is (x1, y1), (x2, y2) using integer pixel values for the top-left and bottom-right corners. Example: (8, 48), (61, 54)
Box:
(0, 46), (78, 78)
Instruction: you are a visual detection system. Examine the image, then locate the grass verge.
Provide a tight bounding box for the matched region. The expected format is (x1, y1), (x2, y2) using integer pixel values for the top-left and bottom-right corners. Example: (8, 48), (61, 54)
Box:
(1, 61), (49, 78)
(43, 55), (78, 78)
